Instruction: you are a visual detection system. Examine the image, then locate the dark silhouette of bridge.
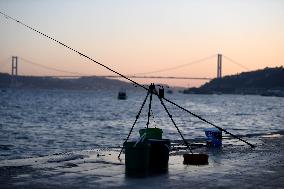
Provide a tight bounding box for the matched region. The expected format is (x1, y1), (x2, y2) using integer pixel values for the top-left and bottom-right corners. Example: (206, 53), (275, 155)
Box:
(0, 54), (249, 82)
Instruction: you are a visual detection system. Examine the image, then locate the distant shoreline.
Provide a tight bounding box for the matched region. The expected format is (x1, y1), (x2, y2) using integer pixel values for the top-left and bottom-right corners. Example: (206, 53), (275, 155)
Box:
(182, 66), (284, 97)
(1, 66), (284, 96)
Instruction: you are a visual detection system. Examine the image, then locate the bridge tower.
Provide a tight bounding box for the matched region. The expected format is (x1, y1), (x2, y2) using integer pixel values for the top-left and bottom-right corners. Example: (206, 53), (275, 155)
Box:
(217, 54), (222, 79)
(11, 56), (18, 87)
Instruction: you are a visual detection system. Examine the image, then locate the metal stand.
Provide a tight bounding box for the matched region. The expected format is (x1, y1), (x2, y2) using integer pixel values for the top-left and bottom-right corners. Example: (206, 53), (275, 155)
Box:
(118, 83), (193, 159)
(118, 91), (150, 159)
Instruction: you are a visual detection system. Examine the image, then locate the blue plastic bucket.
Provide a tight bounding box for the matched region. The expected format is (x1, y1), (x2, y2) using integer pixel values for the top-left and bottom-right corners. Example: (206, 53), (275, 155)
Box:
(204, 128), (222, 147)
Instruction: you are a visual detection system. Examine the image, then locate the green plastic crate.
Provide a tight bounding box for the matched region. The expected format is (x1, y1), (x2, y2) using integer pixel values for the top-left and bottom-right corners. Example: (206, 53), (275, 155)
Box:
(139, 128), (163, 139)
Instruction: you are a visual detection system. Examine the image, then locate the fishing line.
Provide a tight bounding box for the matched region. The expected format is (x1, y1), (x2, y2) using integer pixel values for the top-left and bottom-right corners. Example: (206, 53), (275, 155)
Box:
(0, 11), (255, 148)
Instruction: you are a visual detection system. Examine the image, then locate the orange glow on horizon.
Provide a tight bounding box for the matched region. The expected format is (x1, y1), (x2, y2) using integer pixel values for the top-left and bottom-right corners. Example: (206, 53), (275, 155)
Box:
(0, 0), (283, 87)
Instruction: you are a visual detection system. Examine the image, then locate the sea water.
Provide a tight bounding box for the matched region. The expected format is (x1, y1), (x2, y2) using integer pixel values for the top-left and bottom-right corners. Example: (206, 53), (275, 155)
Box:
(0, 89), (283, 160)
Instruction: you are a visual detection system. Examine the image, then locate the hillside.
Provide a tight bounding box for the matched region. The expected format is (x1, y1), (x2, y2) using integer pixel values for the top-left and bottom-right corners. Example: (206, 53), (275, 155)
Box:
(183, 67), (284, 95)
(0, 73), (135, 90)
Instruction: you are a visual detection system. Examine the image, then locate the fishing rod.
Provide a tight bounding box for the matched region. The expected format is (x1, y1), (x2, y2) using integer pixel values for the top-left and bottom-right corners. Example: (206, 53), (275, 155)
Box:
(0, 11), (255, 148)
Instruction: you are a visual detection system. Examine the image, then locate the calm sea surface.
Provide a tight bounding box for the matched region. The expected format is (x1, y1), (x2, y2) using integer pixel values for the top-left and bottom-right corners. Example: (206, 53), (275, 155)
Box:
(0, 89), (283, 160)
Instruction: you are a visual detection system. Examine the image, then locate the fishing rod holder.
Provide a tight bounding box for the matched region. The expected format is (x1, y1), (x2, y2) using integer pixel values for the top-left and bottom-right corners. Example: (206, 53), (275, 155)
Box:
(119, 83), (193, 158)
(148, 83), (165, 98)
(149, 83), (155, 92)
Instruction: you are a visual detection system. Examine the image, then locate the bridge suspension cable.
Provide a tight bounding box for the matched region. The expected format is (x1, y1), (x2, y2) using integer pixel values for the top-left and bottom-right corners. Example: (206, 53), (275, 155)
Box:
(223, 55), (250, 71)
(19, 57), (212, 80)
(19, 57), (86, 76)
(133, 54), (216, 75)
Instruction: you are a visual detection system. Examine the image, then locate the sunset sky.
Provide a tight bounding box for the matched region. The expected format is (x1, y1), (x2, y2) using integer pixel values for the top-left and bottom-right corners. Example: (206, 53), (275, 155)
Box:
(0, 0), (283, 87)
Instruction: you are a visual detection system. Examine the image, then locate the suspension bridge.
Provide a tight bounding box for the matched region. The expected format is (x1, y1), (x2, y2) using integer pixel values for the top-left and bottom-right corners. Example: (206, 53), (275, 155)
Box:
(0, 54), (249, 84)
